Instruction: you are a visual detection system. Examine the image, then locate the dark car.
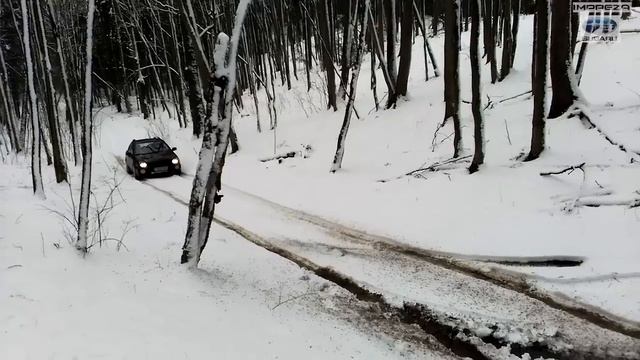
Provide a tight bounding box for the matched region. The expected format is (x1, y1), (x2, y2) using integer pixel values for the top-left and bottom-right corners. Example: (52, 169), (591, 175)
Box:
(125, 138), (181, 180)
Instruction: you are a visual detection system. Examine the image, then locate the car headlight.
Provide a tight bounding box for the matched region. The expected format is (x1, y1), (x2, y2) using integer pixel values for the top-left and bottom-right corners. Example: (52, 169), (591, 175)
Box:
(139, 161), (148, 168)
(172, 158), (180, 165)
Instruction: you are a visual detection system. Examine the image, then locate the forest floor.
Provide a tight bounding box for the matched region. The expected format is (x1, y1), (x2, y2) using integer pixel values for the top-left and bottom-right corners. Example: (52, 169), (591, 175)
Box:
(2, 14), (640, 360)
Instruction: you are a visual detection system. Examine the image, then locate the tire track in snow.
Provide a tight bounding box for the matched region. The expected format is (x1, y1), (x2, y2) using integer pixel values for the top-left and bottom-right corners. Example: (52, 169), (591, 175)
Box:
(112, 155), (640, 347)
(139, 178), (640, 359)
(177, 172), (640, 340)
(139, 180), (490, 360)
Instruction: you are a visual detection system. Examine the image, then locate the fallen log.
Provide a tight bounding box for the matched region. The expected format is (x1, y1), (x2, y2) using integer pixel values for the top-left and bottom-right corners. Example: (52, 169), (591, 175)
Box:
(260, 151), (298, 163)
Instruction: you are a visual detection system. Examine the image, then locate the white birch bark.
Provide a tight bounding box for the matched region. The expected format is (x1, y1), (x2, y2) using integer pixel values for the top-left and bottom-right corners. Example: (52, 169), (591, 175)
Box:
(21, 0), (45, 198)
(77, 0), (97, 252)
(181, 0), (253, 268)
(198, 0), (253, 248)
(331, 0), (370, 173)
(181, 35), (227, 268)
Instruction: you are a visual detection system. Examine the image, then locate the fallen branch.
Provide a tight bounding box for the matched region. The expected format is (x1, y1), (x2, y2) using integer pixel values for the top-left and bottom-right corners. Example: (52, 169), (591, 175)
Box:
(379, 155), (472, 183)
(540, 163), (586, 176)
(576, 198), (640, 208)
(259, 151), (298, 163)
(498, 90), (532, 104)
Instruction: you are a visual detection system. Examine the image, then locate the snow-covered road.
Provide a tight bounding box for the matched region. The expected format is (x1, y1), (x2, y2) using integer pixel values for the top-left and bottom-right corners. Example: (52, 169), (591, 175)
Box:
(124, 162), (639, 358)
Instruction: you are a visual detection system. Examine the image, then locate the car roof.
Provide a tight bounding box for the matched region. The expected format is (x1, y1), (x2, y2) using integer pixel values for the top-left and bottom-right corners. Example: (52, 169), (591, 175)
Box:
(132, 138), (164, 143)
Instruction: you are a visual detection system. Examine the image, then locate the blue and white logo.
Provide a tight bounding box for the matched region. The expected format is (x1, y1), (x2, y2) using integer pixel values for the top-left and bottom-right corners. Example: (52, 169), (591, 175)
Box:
(581, 15), (621, 42)
(584, 16), (618, 34)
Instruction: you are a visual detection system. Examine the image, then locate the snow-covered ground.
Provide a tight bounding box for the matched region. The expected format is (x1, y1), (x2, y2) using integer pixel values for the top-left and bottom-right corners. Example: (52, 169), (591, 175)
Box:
(2, 13), (640, 360)
(0, 163), (455, 359)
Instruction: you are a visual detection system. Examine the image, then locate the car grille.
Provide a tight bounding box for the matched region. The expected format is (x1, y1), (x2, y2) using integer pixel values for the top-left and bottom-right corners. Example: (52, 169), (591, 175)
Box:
(146, 159), (173, 173)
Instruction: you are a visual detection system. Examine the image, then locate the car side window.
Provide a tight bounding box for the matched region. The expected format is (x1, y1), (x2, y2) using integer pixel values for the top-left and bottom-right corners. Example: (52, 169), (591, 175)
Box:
(128, 143), (134, 155)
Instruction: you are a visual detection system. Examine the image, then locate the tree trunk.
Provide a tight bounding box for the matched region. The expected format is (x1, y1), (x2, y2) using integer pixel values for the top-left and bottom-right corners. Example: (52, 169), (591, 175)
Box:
(77, 0), (97, 252)
(0, 45), (20, 153)
(331, 0), (371, 173)
(182, 0), (252, 268)
(489, 0), (499, 82)
(396, 0), (413, 96)
(182, 16), (205, 137)
(525, 0), (549, 161)
(21, 0), (45, 198)
(548, 0), (578, 118)
(412, 1), (441, 78)
(367, 6), (397, 107)
(444, 0), (462, 158)
(510, 0), (520, 69)
(433, 0), (441, 34)
(35, 0), (67, 183)
(47, 0), (80, 166)
(469, 0), (484, 173)
(319, 0), (338, 111)
(575, 42), (588, 86)
(338, 0), (355, 99)
(499, 0), (513, 80)
(384, 0), (398, 108)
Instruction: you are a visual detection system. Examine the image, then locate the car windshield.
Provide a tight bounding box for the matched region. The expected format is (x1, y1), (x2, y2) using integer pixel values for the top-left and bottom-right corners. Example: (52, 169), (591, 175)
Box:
(135, 140), (170, 155)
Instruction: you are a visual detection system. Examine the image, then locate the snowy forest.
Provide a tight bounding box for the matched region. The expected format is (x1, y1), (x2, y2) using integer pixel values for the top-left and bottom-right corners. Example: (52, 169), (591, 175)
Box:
(1, 0), (640, 359)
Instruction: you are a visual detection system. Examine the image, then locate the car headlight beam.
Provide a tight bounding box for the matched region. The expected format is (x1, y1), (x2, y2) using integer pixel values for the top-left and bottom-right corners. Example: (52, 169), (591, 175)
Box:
(139, 161), (148, 168)
(172, 158), (180, 165)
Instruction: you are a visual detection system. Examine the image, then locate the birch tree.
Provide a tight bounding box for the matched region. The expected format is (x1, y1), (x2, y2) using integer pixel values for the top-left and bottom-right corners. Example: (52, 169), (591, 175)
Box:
(77, 0), (97, 253)
(181, 0), (253, 268)
(331, 0), (371, 173)
(21, 0), (45, 198)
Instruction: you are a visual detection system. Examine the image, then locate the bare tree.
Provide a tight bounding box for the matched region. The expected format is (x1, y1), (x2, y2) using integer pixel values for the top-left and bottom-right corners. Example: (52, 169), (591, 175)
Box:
(499, 0), (513, 80)
(384, 0), (398, 108)
(469, 0), (484, 173)
(525, 0), (549, 161)
(444, 0), (462, 157)
(396, 0), (413, 96)
(548, 0), (579, 118)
